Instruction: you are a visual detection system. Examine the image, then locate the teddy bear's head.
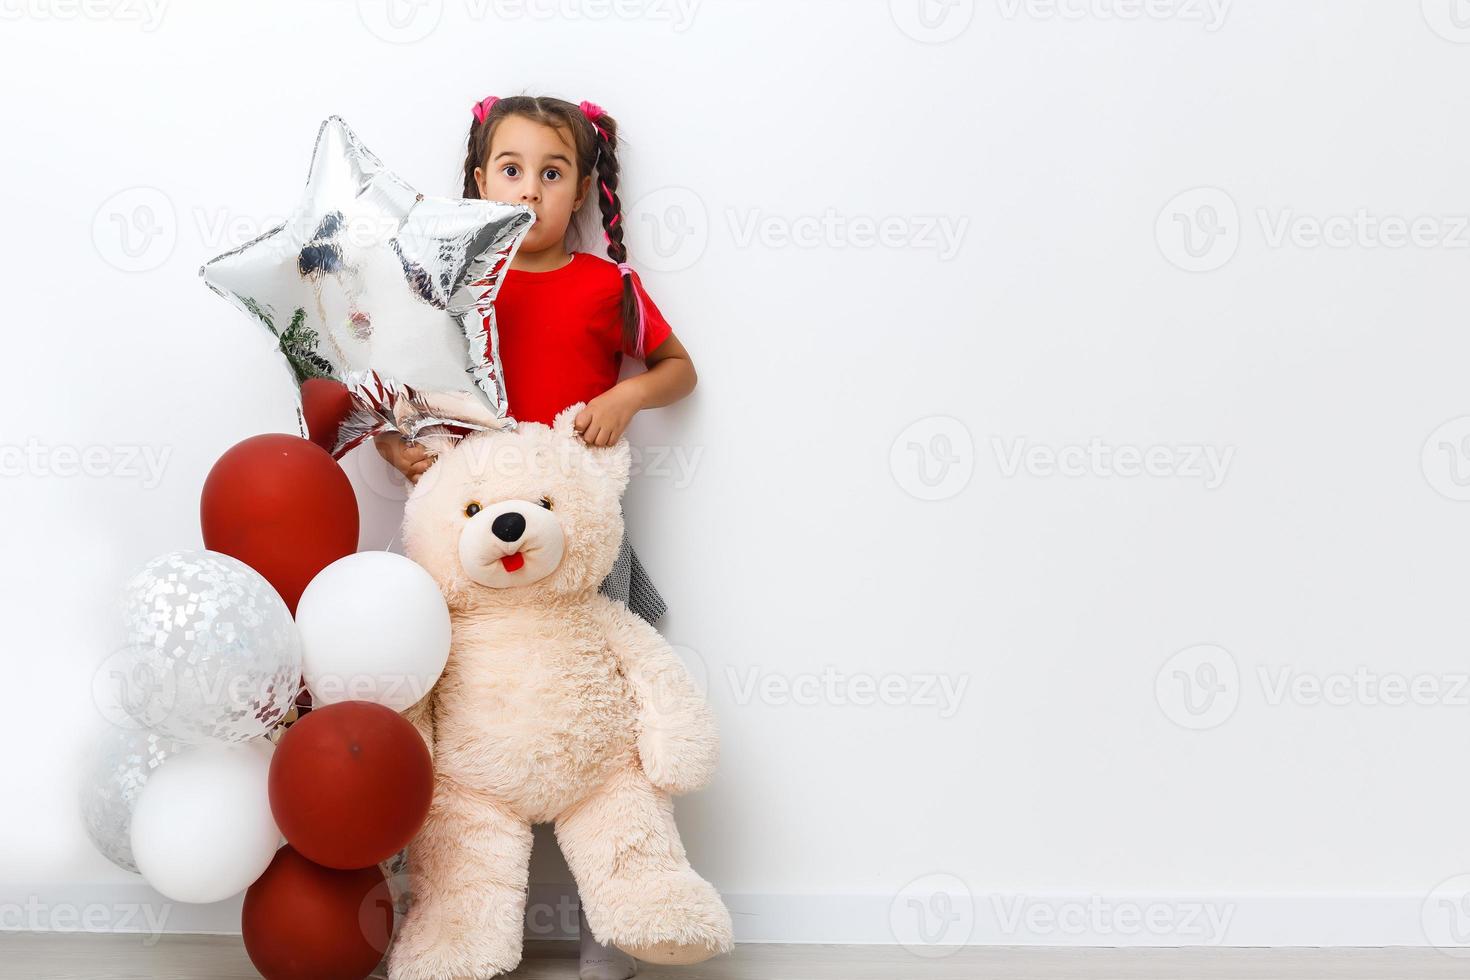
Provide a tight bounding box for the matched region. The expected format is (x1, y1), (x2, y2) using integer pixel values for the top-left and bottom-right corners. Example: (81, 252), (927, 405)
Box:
(402, 404), (631, 609)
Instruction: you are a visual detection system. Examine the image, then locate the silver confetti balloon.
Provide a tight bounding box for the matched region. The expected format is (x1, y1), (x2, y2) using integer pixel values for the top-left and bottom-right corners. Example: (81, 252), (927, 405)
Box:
(113, 550), (302, 744)
(77, 726), (188, 873)
(200, 115), (535, 455)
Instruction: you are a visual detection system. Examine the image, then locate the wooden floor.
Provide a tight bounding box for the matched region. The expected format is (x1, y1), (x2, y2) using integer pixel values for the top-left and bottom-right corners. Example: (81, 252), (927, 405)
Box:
(1, 934), (1467, 979)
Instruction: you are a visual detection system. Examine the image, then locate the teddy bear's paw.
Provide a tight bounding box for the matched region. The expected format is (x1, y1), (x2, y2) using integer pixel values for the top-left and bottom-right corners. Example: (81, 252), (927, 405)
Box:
(387, 906), (523, 980)
(596, 871), (734, 966)
(388, 943), (521, 980)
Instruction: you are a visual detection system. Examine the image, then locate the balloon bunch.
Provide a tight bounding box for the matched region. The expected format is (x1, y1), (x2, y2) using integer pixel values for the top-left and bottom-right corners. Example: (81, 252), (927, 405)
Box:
(82, 430), (450, 980)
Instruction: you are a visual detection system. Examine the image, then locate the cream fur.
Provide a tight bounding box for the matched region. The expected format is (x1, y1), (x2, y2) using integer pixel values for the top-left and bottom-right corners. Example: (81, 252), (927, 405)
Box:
(387, 405), (732, 980)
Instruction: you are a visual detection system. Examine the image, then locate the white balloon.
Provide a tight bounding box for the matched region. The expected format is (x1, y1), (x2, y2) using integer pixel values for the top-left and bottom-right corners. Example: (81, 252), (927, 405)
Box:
(296, 551), (451, 711)
(130, 741), (281, 904)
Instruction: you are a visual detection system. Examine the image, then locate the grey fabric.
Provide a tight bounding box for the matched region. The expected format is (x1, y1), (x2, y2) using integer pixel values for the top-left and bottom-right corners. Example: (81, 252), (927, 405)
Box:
(598, 522), (668, 625)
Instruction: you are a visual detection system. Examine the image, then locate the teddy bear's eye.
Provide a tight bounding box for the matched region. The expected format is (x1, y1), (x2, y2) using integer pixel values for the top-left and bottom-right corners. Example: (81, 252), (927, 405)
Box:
(539, 497), (553, 511)
(465, 502), (482, 518)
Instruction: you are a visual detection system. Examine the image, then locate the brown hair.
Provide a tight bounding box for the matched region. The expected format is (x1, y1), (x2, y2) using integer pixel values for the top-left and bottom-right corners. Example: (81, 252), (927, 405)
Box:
(462, 95), (646, 356)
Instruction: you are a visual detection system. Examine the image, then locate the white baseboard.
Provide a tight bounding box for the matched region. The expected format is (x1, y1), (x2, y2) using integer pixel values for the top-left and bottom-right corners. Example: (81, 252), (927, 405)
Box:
(0, 884), (1449, 948)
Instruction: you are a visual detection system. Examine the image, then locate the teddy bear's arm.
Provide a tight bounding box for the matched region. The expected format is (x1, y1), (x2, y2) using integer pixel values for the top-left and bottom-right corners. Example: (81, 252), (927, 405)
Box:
(601, 602), (719, 796)
(400, 691), (437, 764)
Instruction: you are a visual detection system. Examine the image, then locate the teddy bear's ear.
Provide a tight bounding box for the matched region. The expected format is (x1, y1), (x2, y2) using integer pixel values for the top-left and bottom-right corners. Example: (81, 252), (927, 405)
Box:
(552, 403), (585, 441)
(552, 403), (632, 493)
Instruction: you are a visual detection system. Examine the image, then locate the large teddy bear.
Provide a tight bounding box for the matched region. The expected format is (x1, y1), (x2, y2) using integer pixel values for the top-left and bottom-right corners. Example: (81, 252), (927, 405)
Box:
(387, 405), (733, 980)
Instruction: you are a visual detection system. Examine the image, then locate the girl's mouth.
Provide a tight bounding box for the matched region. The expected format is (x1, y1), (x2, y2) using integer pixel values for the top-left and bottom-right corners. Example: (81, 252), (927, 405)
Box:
(500, 552), (525, 573)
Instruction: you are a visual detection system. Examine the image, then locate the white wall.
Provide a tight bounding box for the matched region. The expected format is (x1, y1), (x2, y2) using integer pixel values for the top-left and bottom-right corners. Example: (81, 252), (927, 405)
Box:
(5, 0), (1470, 952)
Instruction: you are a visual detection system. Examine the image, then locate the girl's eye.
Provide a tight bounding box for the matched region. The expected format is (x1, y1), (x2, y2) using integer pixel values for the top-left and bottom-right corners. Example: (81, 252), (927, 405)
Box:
(465, 502), (482, 518)
(501, 164), (520, 179)
(539, 497), (553, 510)
(542, 168), (561, 182)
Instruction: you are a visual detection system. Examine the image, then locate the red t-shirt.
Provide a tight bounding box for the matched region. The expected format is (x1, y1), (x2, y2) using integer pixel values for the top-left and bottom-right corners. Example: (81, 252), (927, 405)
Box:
(495, 252), (673, 426)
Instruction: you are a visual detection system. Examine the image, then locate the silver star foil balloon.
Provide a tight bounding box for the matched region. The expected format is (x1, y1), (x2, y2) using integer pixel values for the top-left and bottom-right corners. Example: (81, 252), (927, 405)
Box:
(200, 116), (535, 454)
(112, 550), (302, 744)
(78, 726), (189, 873)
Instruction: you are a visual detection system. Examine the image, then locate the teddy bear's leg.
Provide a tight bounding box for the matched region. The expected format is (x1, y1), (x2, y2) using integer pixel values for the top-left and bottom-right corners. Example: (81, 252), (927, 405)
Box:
(555, 766), (734, 966)
(388, 778), (532, 980)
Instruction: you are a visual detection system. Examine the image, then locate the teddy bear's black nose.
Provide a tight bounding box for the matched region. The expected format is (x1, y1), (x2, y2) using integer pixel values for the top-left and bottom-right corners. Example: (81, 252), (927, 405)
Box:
(491, 511), (526, 543)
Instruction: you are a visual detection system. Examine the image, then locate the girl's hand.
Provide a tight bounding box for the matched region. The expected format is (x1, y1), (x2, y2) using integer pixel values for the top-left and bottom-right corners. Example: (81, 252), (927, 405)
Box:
(574, 386), (641, 447)
(373, 432), (434, 483)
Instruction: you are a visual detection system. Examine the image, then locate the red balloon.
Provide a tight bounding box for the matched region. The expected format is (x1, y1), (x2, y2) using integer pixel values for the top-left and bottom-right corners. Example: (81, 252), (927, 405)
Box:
(242, 845), (392, 980)
(270, 701), (433, 870)
(301, 379), (354, 455)
(201, 433), (358, 614)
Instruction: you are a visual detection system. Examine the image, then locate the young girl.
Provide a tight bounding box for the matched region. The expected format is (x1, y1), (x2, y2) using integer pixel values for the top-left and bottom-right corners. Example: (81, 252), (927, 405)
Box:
(374, 95), (697, 980)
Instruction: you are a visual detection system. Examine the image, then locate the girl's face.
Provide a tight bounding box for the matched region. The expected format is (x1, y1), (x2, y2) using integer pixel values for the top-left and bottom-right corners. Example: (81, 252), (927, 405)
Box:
(475, 114), (591, 255)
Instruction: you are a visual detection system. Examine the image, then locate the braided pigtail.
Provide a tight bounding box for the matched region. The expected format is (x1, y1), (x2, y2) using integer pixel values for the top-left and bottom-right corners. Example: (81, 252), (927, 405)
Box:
(579, 101), (647, 358)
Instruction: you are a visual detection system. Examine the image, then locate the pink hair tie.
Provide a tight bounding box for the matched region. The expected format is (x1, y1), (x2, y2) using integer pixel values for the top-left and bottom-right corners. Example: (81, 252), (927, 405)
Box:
(472, 95), (500, 124)
(579, 100), (611, 140)
(615, 261), (648, 358)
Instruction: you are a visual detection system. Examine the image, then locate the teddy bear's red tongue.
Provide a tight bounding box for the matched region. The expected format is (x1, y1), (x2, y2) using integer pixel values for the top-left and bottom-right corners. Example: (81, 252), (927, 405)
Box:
(500, 552), (526, 573)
